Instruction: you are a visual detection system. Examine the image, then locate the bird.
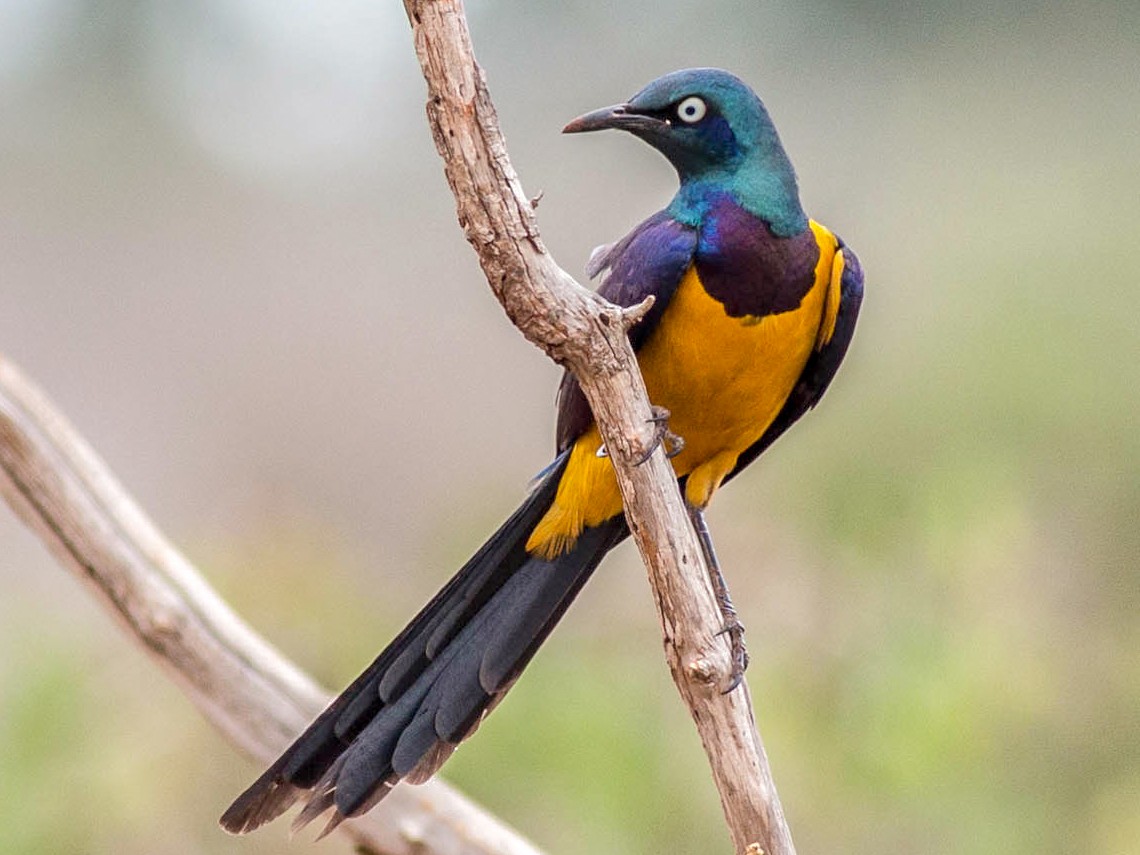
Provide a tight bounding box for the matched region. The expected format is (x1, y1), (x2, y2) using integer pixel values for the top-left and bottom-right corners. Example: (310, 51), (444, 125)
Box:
(220, 67), (863, 838)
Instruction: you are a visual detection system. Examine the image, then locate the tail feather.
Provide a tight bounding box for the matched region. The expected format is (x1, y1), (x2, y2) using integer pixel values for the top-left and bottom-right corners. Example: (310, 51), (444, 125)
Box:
(220, 452), (628, 835)
(479, 523), (619, 692)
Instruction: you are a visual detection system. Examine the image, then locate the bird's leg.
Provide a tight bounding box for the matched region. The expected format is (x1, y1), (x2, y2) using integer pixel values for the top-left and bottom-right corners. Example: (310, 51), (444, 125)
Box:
(688, 504), (749, 692)
(633, 405), (685, 465)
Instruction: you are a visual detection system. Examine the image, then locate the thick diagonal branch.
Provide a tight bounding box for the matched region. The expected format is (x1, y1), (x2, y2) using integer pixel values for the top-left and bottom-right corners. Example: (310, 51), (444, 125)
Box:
(402, 2), (795, 853)
(0, 354), (543, 855)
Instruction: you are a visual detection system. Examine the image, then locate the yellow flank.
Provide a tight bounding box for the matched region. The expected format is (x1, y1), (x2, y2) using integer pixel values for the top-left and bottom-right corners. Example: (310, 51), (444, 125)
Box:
(817, 244), (845, 348)
(527, 221), (841, 559)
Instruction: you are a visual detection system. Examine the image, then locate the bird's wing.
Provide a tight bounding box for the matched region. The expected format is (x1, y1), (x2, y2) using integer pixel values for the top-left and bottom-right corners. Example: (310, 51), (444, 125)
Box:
(555, 211), (698, 451)
(726, 236), (864, 480)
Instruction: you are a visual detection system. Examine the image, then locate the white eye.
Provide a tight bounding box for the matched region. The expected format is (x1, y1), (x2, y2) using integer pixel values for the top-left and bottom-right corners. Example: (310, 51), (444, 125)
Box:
(676, 96), (707, 124)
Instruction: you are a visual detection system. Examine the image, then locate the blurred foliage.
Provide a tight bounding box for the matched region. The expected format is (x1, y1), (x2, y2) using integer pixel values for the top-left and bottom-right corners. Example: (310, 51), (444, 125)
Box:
(1, 1), (1138, 854)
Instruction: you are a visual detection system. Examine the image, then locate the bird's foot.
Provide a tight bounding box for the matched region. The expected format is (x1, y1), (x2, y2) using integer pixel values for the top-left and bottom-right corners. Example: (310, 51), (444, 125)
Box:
(715, 612), (749, 694)
(634, 405), (685, 465)
(687, 502), (749, 692)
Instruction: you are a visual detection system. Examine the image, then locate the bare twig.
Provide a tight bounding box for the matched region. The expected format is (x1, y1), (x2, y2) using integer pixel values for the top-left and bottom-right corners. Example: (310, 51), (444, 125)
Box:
(0, 353), (543, 855)
(402, 2), (795, 853)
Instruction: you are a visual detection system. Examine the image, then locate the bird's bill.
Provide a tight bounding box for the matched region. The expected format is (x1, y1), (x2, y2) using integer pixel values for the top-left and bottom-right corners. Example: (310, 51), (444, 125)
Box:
(562, 104), (667, 134)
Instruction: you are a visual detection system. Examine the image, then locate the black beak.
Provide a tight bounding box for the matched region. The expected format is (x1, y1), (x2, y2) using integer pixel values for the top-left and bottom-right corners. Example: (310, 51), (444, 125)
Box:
(562, 103), (667, 135)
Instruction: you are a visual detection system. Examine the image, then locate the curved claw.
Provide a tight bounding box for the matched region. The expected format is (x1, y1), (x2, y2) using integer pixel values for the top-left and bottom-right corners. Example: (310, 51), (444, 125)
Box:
(716, 620), (749, 694)
(634, 406), (685, 465)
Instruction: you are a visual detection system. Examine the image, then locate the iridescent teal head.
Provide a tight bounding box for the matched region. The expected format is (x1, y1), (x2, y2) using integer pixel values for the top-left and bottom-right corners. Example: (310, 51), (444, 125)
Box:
(564, 68), (807, 236)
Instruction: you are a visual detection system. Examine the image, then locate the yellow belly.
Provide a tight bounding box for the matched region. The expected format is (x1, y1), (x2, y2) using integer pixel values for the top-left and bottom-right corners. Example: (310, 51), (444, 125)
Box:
(527, 221), (838, 558)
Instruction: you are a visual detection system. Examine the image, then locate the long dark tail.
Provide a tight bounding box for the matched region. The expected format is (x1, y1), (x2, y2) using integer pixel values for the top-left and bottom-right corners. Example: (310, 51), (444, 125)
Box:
(220, 452), (627, 837)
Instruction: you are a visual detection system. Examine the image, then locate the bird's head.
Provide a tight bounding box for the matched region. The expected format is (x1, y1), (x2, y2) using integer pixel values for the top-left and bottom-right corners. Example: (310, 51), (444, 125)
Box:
(564, 68), (806, 234)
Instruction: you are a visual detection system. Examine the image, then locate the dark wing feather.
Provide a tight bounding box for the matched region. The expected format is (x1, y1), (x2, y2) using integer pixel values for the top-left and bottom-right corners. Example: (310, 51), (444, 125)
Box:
(555, 211), (698, 451)
(727, 238), (864, 481)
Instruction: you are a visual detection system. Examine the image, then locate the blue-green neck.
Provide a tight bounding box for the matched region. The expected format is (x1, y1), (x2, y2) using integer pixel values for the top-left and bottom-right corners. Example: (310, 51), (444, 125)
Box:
(666, 160), (807, 238)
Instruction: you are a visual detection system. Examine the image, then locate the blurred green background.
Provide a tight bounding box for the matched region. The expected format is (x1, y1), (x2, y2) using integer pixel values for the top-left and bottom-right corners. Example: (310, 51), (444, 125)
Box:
(1, 1), (1138, 853)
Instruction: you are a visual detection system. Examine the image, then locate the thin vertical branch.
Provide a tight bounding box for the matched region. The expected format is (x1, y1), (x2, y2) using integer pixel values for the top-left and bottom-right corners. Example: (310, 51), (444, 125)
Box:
(401, 2), (795, 853)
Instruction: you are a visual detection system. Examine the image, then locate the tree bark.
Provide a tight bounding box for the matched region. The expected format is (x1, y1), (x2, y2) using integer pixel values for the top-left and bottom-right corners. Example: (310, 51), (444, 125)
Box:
(402, 3), (796, 853)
